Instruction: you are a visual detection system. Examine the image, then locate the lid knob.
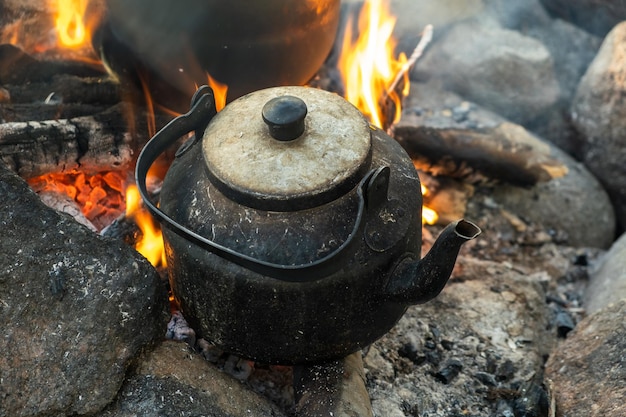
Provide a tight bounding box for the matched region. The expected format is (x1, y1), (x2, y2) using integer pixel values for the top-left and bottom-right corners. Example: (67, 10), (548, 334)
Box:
(262, 95), (307, 141)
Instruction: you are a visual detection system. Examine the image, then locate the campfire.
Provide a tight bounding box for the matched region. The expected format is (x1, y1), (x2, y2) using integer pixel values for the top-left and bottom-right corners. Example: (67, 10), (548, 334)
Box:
(4, 0), (438, 268)
(2, 1), (622, 416)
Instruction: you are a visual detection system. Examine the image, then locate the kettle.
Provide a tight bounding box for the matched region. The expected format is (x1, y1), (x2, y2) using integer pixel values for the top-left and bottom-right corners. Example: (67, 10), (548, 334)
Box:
(136, 85), (480, 364)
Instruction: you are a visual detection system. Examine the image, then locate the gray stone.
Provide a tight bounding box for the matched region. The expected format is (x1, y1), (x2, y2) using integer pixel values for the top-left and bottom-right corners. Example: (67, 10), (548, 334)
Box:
(545, 300), (626, 417)
(522, 18), (601, 103)
(386, 0), (600, 154)
(539, 0), (626, 36)
(0, 162), (170, 417)
(585, 232), (626, 314)
(489, 11), (602, 155)
(97, 340), (288, 417)
(364, 258), (553, 417)
(414, 19), (561, 126)
(507, 16), (601, 153)
(395, 81), (569, 184)
(482, 0), (553, 30)
(572, 21), (626, 228)
(389, 0), (486, 53)
(491, 143), (616, 249)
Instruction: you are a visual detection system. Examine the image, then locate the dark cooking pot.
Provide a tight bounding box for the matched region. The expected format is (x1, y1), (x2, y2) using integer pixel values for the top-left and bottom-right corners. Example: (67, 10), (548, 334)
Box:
(136, 86), (481, 364)
(104, 0), (340, 100)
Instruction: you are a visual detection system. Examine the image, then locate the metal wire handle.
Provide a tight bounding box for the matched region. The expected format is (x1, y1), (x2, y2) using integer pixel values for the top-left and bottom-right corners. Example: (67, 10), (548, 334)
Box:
(135, 86), (375, 282)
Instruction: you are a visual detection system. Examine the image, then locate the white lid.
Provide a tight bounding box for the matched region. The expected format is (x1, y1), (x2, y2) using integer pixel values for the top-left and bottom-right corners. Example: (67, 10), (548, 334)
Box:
(202, 86), (372, 210)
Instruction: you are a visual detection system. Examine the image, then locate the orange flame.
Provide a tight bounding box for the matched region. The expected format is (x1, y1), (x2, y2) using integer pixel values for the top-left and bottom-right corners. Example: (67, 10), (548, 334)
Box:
(207, 74), (229, 112)
(125, 185), (167, 267)
(337, 0), (438, 225)
(138, 73), (157, 137)
(421, 184), (439, 225)
(338, 0), (408, 129)
(1, 21), (22, 46)
(54, 0), (90, 48)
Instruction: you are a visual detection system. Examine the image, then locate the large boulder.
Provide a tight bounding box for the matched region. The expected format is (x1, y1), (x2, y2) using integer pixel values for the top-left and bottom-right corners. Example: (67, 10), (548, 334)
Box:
(0, 162), (170, 417)
(414, 19), (561, 127)
(97, 341), (288, 417)
(539, 0), (626, 36)
(584, 231), (626, 315)
(545, 300), (626, 417)
(572, 21), (626, 229)
(389, 0), (485, 52)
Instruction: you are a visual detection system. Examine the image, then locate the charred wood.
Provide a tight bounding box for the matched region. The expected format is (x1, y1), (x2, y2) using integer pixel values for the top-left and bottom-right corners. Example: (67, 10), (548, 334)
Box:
(0, 44), (105, 85)
(0, 103), (170, 179)
(0, 102), (111, 123)
(393, 121), (569, 186)
(3, 74), (120, 105)
(0, 104), (133, 178)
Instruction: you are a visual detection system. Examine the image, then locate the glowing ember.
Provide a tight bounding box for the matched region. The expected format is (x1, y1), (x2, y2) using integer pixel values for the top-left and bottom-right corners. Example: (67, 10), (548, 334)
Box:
(28, 171), (127, 230)
(337, 0), (408, 129)
(125, 185), (166, 268)
(54, 0), (89, 48)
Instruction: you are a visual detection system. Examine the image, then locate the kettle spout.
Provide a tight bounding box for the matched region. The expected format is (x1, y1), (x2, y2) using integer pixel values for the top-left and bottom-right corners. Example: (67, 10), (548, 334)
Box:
(386, 219), (481, 304)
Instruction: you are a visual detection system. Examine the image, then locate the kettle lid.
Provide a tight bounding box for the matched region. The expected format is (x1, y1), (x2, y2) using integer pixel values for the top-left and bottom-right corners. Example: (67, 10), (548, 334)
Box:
(202, 86), (372, 211)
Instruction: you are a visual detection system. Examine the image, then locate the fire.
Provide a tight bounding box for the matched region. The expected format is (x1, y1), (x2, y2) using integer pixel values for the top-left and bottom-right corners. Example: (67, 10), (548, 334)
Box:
(125, 185), (167, 267)
(138, 73), (157, 137)
(28, 171), (166, 268)
(25, 0), (436, 269)
(421, 184), (439, 225)
(2, 0), (100, 54)
(207, 74), (229, 112)
(54, 0), (90, 48)
(338, 0), (408, 129)
(336, 0), (438, 225)
(1, 21), (22, 46)
(27, 170), (127, 230)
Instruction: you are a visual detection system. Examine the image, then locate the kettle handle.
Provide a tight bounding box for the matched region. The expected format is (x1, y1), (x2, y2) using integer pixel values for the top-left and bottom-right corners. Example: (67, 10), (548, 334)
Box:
(135, 86), (375, 282)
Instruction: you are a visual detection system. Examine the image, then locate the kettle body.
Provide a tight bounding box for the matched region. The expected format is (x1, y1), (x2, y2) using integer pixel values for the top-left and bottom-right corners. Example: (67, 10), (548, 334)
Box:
(136, 86), (480, 364)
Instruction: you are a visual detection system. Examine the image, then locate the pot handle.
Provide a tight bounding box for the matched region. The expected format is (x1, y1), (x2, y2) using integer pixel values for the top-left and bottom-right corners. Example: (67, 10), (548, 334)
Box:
(135, 86), (374, 282)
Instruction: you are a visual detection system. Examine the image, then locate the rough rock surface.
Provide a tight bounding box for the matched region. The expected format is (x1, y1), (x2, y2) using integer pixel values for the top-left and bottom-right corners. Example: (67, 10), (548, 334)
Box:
(364, 257), (553, 417)
(490, 144), (616, 250)
(389, 0), (485, 52)
(539, 0), (626, 36)
(545, 300), (626, 417)
(572, 21), (626, 229)
(483, 0), (553, 30)
(516, 18), (601, 104)
(97, 340), (288, 417)
(520, 18), (601, 155)
(482, 0), (602, 153)
(585, 232), (626, 314)
(414, 19), (560, 127)
(0, 162), (170, 417)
